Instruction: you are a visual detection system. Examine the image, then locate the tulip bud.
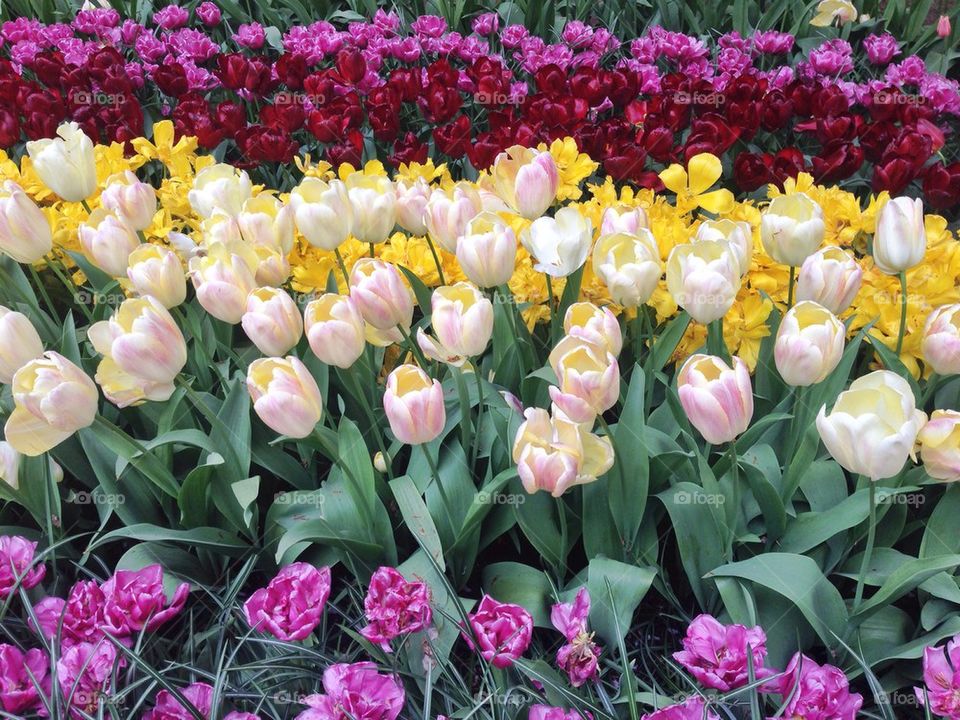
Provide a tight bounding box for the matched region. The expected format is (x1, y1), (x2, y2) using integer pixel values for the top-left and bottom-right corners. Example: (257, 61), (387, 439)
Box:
(4, 351), (98, 456)
(187, 163), (253, 218)
(796, 246), (862, 315)
(600, 205), (648, 235)
(417, 282), (493, 366)
(521, 207), (592, 278)
(349, 258), (414, 331)
(289, 178), (354, 251)
(247, 356), (323, 438)
(373, 451), (389, 474)
(817, 370), (926, 480)
(873, 196), (925, 274)
(425, 182), (484, 252)
(188, 241), (258, 324)
(678, 354), (754, 445)
(88, 296), (187, 407)
(0, 441), (62, 489)
(250, 243), (291, 287)
(395, 177), (431, 236)
(760, 193), (825, 267)
(78, 209), (142, 278)
(922, 304), (960, 375)
(666, 240), (741, 324)
(919, 410), (960, 481)
(345, 173), (397, 244)
(383, 364), (446, 445)
(304, 294), (367, 369)
(548, 335), (620, 424)
(563, 302), (622, 357)
(937, 14), (951, 38)
(237, 194), (295, 253)
(491, 145), (559, 219)
(774, 301), (845, 386)
(512, 407), (614, 496)
(456, 212), (517, 288)
(591, 230), (662, 307)
(242, 288), (304, 356)
(126, 245), (187, 309)
(25, 122), (97, 202)
(695, 219), (753, 276)
(0, 306), (44, 384)
(0, 181), (53, 263)
(100, 170), (157, 231)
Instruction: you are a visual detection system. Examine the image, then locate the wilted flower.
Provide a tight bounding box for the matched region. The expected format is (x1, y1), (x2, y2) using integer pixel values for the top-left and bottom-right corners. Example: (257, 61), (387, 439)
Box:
(0, 644), (48, 714)
(464, 594), (533, 668)
(673, 614), (773, 691)
(915, 635), (960, 718)
(100, 564), (189, 635)
(0, 535), (45, 598)
(295, 662), (405, 720)
(765, 653), (863, 720)
(244, 562), (332, 641)
(361, 566), (432, 651)
(551, 588), (600, 687)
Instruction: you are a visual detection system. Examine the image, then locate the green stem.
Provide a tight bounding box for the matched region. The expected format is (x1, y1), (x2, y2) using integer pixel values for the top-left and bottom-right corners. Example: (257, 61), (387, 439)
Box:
(395, 322), (429, 369)
(544, 274), (556, 341)
(27, 265), (58, 325)
(347, 368), (393, 480)
(787, 265), (796, 308)
(469, 362), (485, 471)
(422, 444), (456, 539)
(707, 318), (726, 359)
(424, 236), (446, 286)
(80, 199), (93, 214)
(369, 242), (375, 258)
(632, 308), (644, 364)
(921, 372), (940, 408)
(896, 270), (908, 356)
(334, 248), (351, 290)
(728, 441), (739, 555)
(853, 480), (877, 612)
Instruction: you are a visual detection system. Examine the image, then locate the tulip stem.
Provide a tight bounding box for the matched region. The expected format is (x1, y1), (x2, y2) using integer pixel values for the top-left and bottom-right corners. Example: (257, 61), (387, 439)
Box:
(346, 368), (393, 481)
(854, 480), (877, 612)
(44, 259), (94, 322)
(395, 323), (429, 369)
(80, 199), (92, 214)
(26, 264), (60, 327)
(727, 442), (739, 552)
(422, 444), (456, 539)
(921, 372), (940, 407)
(424, 236), (446, 286)
(369, 242), (375, 258)
(334, 248), (351, 290)
(707, 319), (727, 360)
(787, 266), (796, 308)
(896, 270), (908, 356)
(545, 274), (556, 340)
(470, 361), (485, 471)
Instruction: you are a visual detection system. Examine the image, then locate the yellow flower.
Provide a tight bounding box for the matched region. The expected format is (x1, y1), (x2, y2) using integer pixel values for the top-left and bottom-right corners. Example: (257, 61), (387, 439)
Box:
(130, 120), (198, 178)
(541, 137), (598, 202)
(337, 159), (387, 180)
(395, 159), (449, 186)
(811, 0), (857, 26)
(659, 153), (734, 215)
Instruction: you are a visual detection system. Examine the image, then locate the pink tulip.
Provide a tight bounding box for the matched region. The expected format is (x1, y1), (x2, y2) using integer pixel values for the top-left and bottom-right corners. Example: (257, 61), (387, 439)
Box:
(34, 580), (106, 646)
(563, 302), (623, 357)
(548, 335), (620, 423)
(464, 594), (533, 668)
(677, 354), (754, 445)
(0, 644), (48, 714)
(915, 634), (960, 718)
(0, 535), (45, 598)
(764, 653), (862, 720)
(529, 707), (585, 720)
(349, 258), (414, 331)
(937, 14), (951, 38)
(57, 641), (120, 718)
(244, 562), (331, 641)
(361, 566), (432, 651)
(922, 304), (960, 376)
(295, 662), (405, 720)
(641, 698), (719, 720)
(551, 588), (600, 687)
(100, 565), (189, 635)
(143, 682), (213, 720)
(383, 365), (446, 445)
(672, 614), (773, 691)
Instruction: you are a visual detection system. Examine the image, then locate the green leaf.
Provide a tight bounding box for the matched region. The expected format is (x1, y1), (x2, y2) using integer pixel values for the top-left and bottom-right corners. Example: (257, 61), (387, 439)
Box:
(921, 484), (960, 558)
(608, 365), (649, 550)
(88, 524), (248, 554)
(853, 555), (960, 619)
(482, 561), (552, 626)
(390, 475), (445, 571)
(586, 557), (656, 647)
(645, 311), (691, 373)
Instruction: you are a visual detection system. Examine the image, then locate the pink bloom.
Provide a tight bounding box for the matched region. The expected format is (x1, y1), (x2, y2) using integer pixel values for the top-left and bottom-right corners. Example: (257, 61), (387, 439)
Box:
(464, 595), (533, 668)
(57, 641), (119, 718)
(673, 614), (772, 691)
(561, 21), (594, 49)
(500, 24), (529, 49)
(753, 30), (794, 54)
(915, 635), (960, 718)
(808, 39), (854, 75)
(472, 12), (499, 36)
(863, 33), (900, 65)
(411, 15), (446, 38)
(0, 644), (48, 714)
(143, 682), (213, 720)
(225, 714), (262, 720)
(34, 580), (106, 646)
(361, 567), (432, 652)
(195, 2), (221, 26)
(641, 697), (718, 720)
(234, 23), (266, 50)
(295, 662), (405, 720)
(765, 653), (863, 720)
(551, 588), (600, 686)
(529, 706), (588, 720)
(244, 563), (331, 641)
(0, 535), (45, 598)
(153, 5), (189, 30)
(100, 565), (189, 635)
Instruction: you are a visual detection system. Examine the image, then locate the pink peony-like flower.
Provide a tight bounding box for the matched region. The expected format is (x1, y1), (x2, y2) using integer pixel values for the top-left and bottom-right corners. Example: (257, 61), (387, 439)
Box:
(673, 614), (773, 691)
(34, 580), (106, 646)
(361, 567), (432, 651)
(57, 641), (119, 718)
(153, 5), (188, 30)
(464, 594), (533, 669)
(0, 535), (45, 597)
(295, 662), (405, 720)
(143, 682), (213, 720)
(641, 697), (719, 720)
(195, 1), (221, 25)
(224, 714), (262, 720)
(551, 588), (600, 687)
(0, 644), (49, 714)
(233, 22), (265, 49)
(471, 12), (499, 36)
(100, 565), (189, 635)
(244, 562), (331, 641)
(915, 634), (960, 718)
(529, 706), (589, 720)
(765, 653), (862, 720)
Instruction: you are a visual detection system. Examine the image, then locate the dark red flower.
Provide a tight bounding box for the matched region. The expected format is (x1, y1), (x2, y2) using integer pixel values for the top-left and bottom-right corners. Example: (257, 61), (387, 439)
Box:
(336, 48), (367, 85)
(153, 62), (189, 97)
(812, 141), (863, 184)
(733, 151), (773, 191)
(433, 114), (471, 158)
(923, 163), (960, 210)
(390, 131), (429, 167)
(418, 80), (462, 124)
(872, 157), (916, 195)
(237, 125), (299, 162)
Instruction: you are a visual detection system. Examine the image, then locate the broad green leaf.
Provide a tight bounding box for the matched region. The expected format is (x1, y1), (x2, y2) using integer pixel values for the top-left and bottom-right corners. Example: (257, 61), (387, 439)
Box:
(482, 561), (552, 626)
(586, 557), (656, 647)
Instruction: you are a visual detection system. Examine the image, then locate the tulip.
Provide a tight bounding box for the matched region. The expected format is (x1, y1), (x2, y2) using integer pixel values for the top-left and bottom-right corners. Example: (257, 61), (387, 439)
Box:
(938, 14), (951, 38)
(810, 0), (857, 26)
(673, 615), (773, 692)
(395, 177), (431, 236)
(873, 196), (925, 274)
(491, 145), (559, 219)
(600, 205), (648, 235)
(236, 194), (295, 253)
(88, 296), (187, 407)
(383, 364), (445, 445)
(247, 356), (323, 438)
(187, 163), (253, 218)
(521, 207), (592, 278)
(816, 370), (926, 480)
(677, 354), (753, 445)
(918, 410), (960, 482)
(456, 211), (517, 288)
(126, 245), (186, 309)
(774, 301), (845, 387)
(299, 663), (404, 720)
(760, 193), (825, 267)
(417, 282), (493, 366)
(591, 230), (662, 307)
(666, 240), (741, 324)
(242, 287), (304, 356)
(424, 182), (484, 252)
(512, 407), (614, 496)
(349, 258), (414, 331)
(361, 566), (432, 651)
(289, 178), (354, 251)
(563, 302), (622, 357)
(304, 294), (367, 369)
(4, 352), (98, 456)
(0, 181), (53, 263)
(250, 243), (291, 286)
(78, 209), (142, 278)
(345, 173), (397, 244)
(0, 306), (44, 384)
(548, 335), (620, 423)
(202, 212), (243, 246)
(694, 219), (753, 276)
(922, 304), (960, 375)
(0, 441), (62, 490)
(100, 170), (157, 231)
(25, 121), (96, 202)
(244, 562), (331, 641)
(188, 241), (258, 323)
(796, 246), (862, 314)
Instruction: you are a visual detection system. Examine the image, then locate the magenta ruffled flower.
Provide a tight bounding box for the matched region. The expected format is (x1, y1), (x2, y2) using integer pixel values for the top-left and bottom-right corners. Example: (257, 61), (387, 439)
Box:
(195, 2), (221, 26)
(244, 562), (331, 641)
(673, 614), (772, 691)
(471, 12), (499, 36)
(753, 30), (794, 54)
(529, 706), (587, 720)
(234, 23), (265, 49)
(57, 641), (119, 718)
(34, 580), (106, 646)
(464, 594), (533, 669)
(153, 5), (188, 30)
(551, 588), (600, 687)
(641, 697), (718, 720)
(100, 565), (189, 636)
(0, 644), (48, 714)
(143, 682), (213, 720)
(765, 653), (863, 720)
(915, 635), (960, 718)
(295, 662), (405, 720)
(410, 15), (446, 38)
(0, 535), (45, 597)
(361, 567), (432, 651)
(863, 33), (900, 65)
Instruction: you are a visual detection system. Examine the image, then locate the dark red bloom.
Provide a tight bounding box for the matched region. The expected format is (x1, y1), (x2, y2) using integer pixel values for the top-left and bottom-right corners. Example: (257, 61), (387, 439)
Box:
(733, 152), (773, 191)
(237, 125), (299, 162)
(336, 48), (367, 85)
(433, 114), (471, 158)
(923, 163), (960, 210)
(153, 62), (189, 97)
(812, 141), (863, 184)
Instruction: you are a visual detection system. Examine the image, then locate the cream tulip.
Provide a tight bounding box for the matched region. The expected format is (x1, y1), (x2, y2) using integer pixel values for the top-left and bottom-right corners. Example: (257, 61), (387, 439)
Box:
(424, 183), (484, 252)
(417, 282), (493, 366)
(78, 209), (142, 278)
(774, 301), (845, 386)
(694, 219), (753, 276)
(563, 302), (622, 357)
(242, 288), (304, 356)
(677, 354), (754, 445)
(760, 193), (825, 267)
(187, 163), (253, 218)
(521, 207), (592, 278)
(250, 243), (291, 287)
(349, 258), (414, 331)
(100, 170), (157, 231)
(289, 178), (354, 251)
(0, 441), (63, 490)
(491, 145), (559, 219)
(383, 364), (446, 445)
(666, 240), (741, 324)
(796, 246), (862, 314)
(345, 173), (397, 244)
(237, 194), (295, 253)
(548, 335), (620, 424)
(188, 241), (258, 324)
(247, 356), (323, 439)
(395, 177), (432, 236)
(873, 196), (926, 275)
(25, 122), (96, 202)
(126, 245), (187, 309)
(304, 294), (367, 369)
(0, 181), (53, 263)
(922, 304), (960, 375)
(919, 410), (960, 482)
(455, 212), (517, 288)
(591, 230), (662, 307)
(0, 306), (44, 384)
(600, 205), (648, 235)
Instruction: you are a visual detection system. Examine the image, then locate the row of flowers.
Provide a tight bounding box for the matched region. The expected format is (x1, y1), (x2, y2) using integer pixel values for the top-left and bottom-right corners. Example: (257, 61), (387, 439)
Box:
(2, 11), (959, 206)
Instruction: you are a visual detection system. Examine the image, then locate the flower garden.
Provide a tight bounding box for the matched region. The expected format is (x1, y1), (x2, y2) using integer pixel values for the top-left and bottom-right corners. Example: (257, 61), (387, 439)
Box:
(0, 0), (958, 718)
